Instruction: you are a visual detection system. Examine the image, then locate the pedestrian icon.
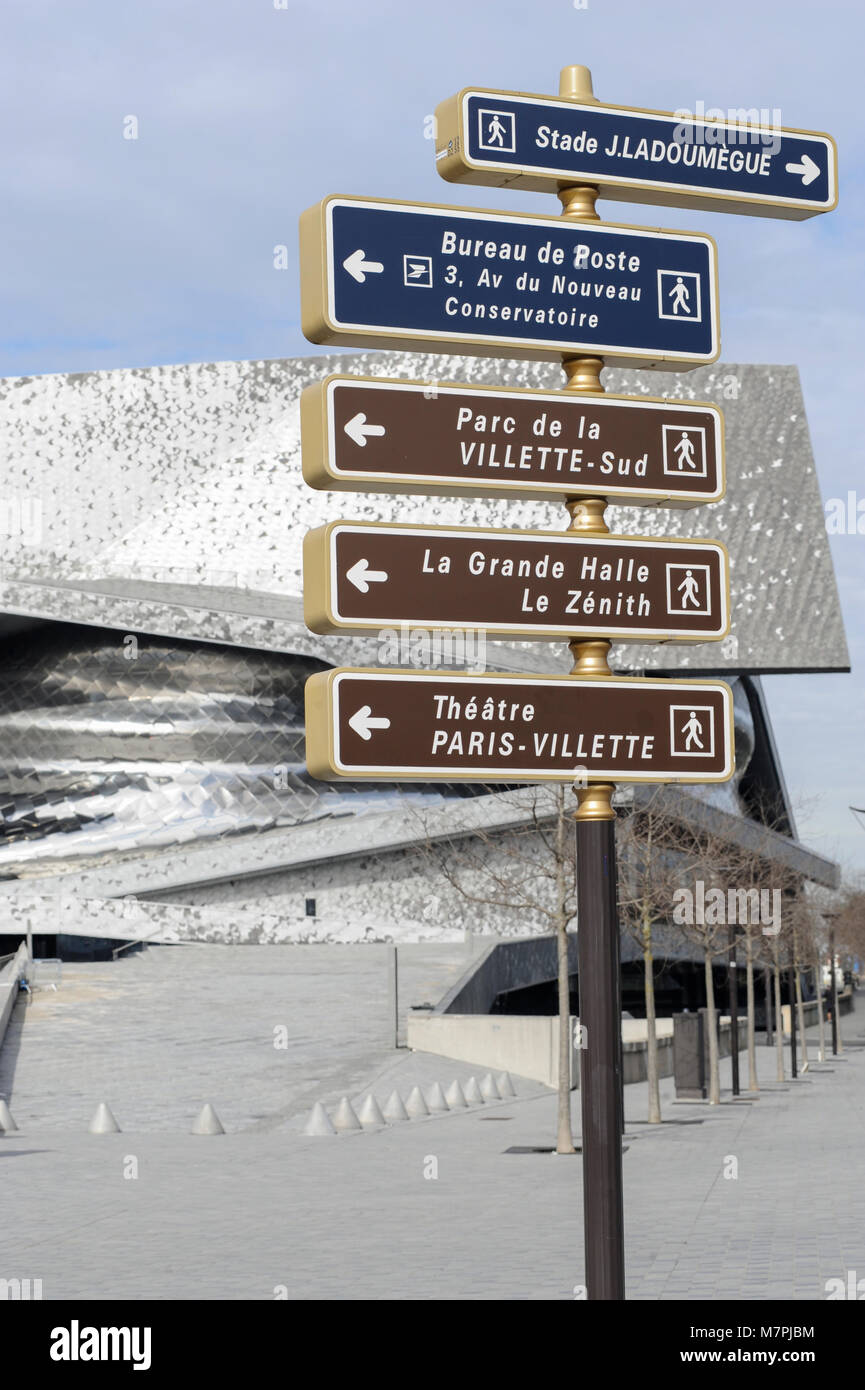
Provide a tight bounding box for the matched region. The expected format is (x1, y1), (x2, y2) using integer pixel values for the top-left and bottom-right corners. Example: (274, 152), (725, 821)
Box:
(477, 108), (516, 154)
(670, 277), (690, 314)
(678, 569), (701, 608)
(658, 269), (702, 323)
(670, 703), (716, 759)
(683, 710), (704, 749)
(662, 423), (707, 477)
(675, 433), (696, 468)
(486, 114), (507, 146)
(666, 562), (711, 617)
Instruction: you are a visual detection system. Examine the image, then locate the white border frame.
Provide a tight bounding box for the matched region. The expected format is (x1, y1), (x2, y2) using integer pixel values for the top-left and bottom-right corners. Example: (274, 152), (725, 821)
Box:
(458, 90), (837, 213)
(324, 199), (719, 363)
(330, 671), (733, 782)
(324, 378), (724, 503)
(669, 703), (717, 759)
(324, 522), (729, 641)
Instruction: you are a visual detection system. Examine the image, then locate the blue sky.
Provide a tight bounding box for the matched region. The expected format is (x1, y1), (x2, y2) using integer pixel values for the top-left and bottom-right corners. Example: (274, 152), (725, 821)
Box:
(2, 0), (863, 873)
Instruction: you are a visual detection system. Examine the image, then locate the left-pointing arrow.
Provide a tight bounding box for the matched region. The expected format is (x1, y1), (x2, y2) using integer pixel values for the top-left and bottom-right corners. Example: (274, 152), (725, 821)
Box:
(345, 558), (389, 593)
(342, 248), (385, 283)
(348, 704), (391, 741)
(344, 412), (386, 447)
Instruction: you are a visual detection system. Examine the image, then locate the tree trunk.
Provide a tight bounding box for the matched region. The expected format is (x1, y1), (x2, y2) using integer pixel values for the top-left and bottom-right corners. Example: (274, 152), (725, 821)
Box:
(773, 962), (785, 1082)
(704, 949), (720, 1105)
(643, 918), (661, 1123)
(556, 915), (575, 1154)
(764, 964), (774, 1047)
(814, 960), (826, 1063)
(745, 931), (758, 1091)
(794, 964), (809, 1072)
(554, 795), (575, 1155)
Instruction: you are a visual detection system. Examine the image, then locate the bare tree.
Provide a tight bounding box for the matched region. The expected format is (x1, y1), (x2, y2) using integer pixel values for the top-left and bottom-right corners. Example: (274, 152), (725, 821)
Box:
(834, 886), (865, 965)
(740, 917), (761, 1092)
(617, 791), (701, 1123)
(413, 786), (578, 1154)
(771, 931), (787, 1081)
(789, 893), (820, 1072)
(667, 816), (752, 1104)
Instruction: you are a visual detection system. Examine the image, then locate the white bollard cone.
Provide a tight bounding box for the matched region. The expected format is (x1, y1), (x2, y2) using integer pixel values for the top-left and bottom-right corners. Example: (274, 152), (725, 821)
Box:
(497, 1071), (517, 1097)
(357, 1094), (386, 1128)
(88, 1102), (121, 1134)
(382, 1090), (409, 1123)
(464, 1076), (485, 1105)
(191, 1103), (225, 1135)
(480, 1073), (501, 1101)
(303, 1102), (336, 1136)
(405, 1086), (429, 1118)
(445, 1080), (468, 1109)
(0, 1099), (18, 1133)
(425, 1082), (450, 1113)
(332, 1097), (363, 1132)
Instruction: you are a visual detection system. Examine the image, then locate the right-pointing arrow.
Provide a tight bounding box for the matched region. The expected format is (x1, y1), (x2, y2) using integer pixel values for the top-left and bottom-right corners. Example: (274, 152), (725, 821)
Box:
(344, 412), (386, 447)
(785, 153), (820, 187)
(342, 248), (385, 283)
(348, 704), (391, 741)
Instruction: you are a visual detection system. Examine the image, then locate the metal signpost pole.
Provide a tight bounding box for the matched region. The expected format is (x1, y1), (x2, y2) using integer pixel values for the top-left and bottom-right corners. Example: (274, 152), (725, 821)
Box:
(829, 923), (839, 1056)
(765, 964), (774, 1047)
(728, 924), (740, 1096)
(558, 63), (625, 1303)
(789, 965), (798, 1078)
(300, 52), (834, 1309)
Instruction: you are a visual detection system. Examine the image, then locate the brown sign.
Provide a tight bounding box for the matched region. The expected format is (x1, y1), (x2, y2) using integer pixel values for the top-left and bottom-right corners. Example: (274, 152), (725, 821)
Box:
(303, 522), (729, 643)
(305, 669), (734, 783)
(301, 375), (724, 507)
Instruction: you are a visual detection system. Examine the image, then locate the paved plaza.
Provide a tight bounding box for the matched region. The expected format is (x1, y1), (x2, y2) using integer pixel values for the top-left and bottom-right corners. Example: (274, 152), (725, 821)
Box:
(1, 944), (862, 1300)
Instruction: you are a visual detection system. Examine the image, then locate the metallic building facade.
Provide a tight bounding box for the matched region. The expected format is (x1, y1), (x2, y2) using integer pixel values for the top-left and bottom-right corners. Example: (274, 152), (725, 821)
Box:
(0, 627), (482, 879)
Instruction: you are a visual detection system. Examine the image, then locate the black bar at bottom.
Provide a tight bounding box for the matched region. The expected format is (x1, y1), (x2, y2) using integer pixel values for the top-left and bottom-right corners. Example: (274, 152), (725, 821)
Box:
(576, 817), (625, 1301)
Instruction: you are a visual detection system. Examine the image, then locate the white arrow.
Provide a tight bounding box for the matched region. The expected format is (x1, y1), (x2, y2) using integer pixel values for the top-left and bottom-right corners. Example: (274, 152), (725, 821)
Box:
(348, 704), (391, 741)
(785, 153), (820, 187)
(344, 412), (386, 448)
(342, 248), (384, 283)
(345, 558), (389, 593)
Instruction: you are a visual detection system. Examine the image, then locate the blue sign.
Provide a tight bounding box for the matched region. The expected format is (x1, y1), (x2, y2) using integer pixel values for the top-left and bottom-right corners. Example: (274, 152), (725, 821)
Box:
(300, 196), (719, 368)
(435, 90), (837, 219)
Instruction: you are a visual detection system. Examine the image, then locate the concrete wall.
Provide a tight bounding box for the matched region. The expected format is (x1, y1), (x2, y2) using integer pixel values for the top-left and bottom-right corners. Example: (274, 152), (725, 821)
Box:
(779, 994), (854, 1036)
(408, 1011), (680, 1090)
(407, 1013), (580, 1090)
(624, 1033), (675, 1085)
(0, 943), (28, 1050)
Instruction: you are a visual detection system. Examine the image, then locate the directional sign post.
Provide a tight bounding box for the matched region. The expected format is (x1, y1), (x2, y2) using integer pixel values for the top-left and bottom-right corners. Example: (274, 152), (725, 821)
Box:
(300, 195), (719, 367)
(304, 521), (730, 644)
(305, 669), (734, 784)
(301, 375), (725, 507)
(298, 55), (834, 1305)
(435, 87), (838, 219)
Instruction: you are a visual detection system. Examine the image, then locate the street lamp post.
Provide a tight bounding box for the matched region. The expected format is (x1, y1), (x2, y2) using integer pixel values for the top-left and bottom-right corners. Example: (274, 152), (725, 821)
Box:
(728, 924), (740, 1096)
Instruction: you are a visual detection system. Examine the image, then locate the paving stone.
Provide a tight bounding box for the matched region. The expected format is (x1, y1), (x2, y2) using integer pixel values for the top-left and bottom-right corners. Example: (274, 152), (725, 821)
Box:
(0, 950), (861, 1299)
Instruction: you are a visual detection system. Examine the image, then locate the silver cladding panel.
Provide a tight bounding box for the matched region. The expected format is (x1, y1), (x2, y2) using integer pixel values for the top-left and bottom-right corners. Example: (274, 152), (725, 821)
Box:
(0, 630), (486, 878)
(0, 353), (848, 675)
